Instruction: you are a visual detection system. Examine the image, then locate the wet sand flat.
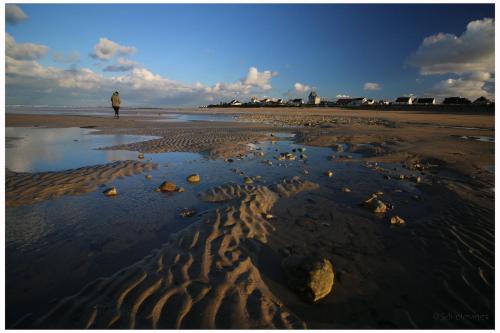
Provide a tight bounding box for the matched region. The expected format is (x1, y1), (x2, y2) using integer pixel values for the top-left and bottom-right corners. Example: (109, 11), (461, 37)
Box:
(5, 108), (494, 329)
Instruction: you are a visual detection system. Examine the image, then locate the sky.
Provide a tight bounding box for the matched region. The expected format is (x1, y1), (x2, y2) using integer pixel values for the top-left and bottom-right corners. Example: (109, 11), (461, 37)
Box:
(5, 3), (495, 107)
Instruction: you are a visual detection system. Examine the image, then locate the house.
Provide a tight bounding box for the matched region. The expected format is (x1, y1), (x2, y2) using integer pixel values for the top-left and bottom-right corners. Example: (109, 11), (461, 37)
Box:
(395, 96), (413, 105)
(473, 96), (492, 105)
(336, 98), (352, 105)
(442, 97), (471, 105)
(365, 99), (375, 105)
(289, 98), (303, 106)
(414, 97), (436, 105)
(228, 100), (242, 106)
(308, 91), (321, 105)
(276, 98), (285, 104)
(378, 100), (390, 105)
(349, 97), (367, 106)
(250, 96), (260, 104)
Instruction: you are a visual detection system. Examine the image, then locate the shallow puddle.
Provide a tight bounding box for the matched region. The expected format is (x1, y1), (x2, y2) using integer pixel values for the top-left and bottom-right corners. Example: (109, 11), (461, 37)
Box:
(5, 127), (160, 172)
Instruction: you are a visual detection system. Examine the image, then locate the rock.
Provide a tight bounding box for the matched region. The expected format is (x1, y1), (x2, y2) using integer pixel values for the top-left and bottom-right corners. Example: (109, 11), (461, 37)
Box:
(159, 181), (177, 192)
(179, 208), (197, 217)
(145, 174), (153, 180)
(375, 191), (384, 195)
(325, 170), (333, 177)
(186, 174), (201, 183)
(177, 187), (185, 193)
(103, 187), (117, 196)
(226, 158), (234, 163)
(300, 154), (307, 160)
(285, 153), (296, 160)
(411, 176), (421, 183)
(303, 169), (309, 175)
(298, 147), (306, 152)
(342, 187), (351, 193)
(282, 256), (334, 303)
(363, 194), (387, 214)
(138, 153), (145, 159)
(264, 213), (274, 220)
(258, 151), (265, 156)
(390, 215), (406, 225)
(244, 177), (253, 184)
(266, 160), (273, 166)
(399, 174), (406, 180)
(384, 175), (391, 180)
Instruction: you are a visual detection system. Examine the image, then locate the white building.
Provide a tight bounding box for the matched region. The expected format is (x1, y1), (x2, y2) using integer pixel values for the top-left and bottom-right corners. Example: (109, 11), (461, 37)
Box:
(395, 96), (413, 105)
(349, 97), (367, 106)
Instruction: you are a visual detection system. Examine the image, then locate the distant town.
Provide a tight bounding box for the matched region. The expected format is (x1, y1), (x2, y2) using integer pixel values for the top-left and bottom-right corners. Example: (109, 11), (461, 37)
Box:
(204, 91), (493, 108)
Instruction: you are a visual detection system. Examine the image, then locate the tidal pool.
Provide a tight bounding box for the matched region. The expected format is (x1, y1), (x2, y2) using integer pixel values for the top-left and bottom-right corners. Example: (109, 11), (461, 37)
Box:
(6, 129), (425, 327)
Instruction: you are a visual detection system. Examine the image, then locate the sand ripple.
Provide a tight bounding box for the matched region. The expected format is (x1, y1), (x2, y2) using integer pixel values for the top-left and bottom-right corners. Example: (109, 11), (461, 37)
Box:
(6, 160), (157, 207)
(28, 177), (318, 329)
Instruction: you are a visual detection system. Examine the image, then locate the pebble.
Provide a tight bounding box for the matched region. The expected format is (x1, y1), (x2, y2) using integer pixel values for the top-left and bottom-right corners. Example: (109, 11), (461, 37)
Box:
(179, 208), (197, 217)
(390, 215), (406, 225)
(244, 177), (253, 184)
(103, 187), (117, 196)
(145, 174), (153, 180)
(159, 181), (177, 192)
(325, 170), (333, 177)
(342, 187), (351, 193)
(138, 153), (145, 159)
(186, 174), (201, 183)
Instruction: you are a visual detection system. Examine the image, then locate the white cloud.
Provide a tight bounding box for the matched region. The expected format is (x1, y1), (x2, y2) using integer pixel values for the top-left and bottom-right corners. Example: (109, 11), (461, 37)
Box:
(408, 18), (494, 75)
(426, 76), (494, 101)
(336, 94), (350, 98)
(6, 33), (48, 60)
(6, 4), (28, 25)
(242, 67), (278, 90)
(294, 82), (311, 93)
(90, 37), (137, 61)
(103, 57), (139, 72)
(363, 82), (381, 91)
(52, 51), (80, 64)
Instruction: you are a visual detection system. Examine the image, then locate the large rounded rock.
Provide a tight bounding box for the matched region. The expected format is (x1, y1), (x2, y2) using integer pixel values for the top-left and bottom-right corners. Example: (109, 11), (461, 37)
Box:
(282, 255), (334, 303)
(158, 181), (177, 192)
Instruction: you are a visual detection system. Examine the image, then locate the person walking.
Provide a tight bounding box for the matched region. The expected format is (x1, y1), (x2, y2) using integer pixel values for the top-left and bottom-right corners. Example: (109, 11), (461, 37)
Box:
(111, 91), (121, 118)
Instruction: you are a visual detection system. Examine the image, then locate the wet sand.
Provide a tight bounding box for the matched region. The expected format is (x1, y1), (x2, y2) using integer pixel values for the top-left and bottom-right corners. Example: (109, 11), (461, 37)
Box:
(5, 108), (494, 329)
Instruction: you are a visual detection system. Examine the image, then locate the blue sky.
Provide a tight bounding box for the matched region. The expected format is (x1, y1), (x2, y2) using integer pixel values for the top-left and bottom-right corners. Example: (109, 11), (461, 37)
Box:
(5, 4), (495, 106)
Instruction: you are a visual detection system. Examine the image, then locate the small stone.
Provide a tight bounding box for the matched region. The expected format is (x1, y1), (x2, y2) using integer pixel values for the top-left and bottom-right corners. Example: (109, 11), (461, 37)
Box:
(342, 187), (351, 193)
(145, 174), (153, 180)
(266, 160), (273, 166)
(303, 169), (309, 175)
(375, 191), (384, 195)
(226, 158), (234, 163)
(186, 174), (201, 183)
(177, 187), (185, 193)
(244, 177), (253, 184)
(179, 208), (197, 217)
(138, 153), (145, 159)
(258, 151), (265, 156)
(399, 174), (406, 180)
(264, 213), (274, 220)
(363, 194), (387, 214)
(300, 154), (307, 160)
(103, 187), (117, 196)
(159, 181), (177, 192)
(390, 215), (406, 225)
(325, 170), (333, 177)
(384, 175), (391, 180)
(298, 147), (306, 152)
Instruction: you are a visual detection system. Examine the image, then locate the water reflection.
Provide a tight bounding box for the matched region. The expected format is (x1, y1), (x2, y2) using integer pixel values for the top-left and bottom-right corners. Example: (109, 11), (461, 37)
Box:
(6, 127), (159, 172)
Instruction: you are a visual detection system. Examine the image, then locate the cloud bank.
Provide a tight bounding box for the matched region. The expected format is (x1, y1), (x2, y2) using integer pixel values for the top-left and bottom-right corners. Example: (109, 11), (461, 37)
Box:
(6, 36), (280, 107)
(409, 18), (494, 100)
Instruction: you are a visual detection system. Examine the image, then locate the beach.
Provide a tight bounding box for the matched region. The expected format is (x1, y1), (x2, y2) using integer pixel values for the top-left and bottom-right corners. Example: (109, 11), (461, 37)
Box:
(5, 107), (494, 329)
